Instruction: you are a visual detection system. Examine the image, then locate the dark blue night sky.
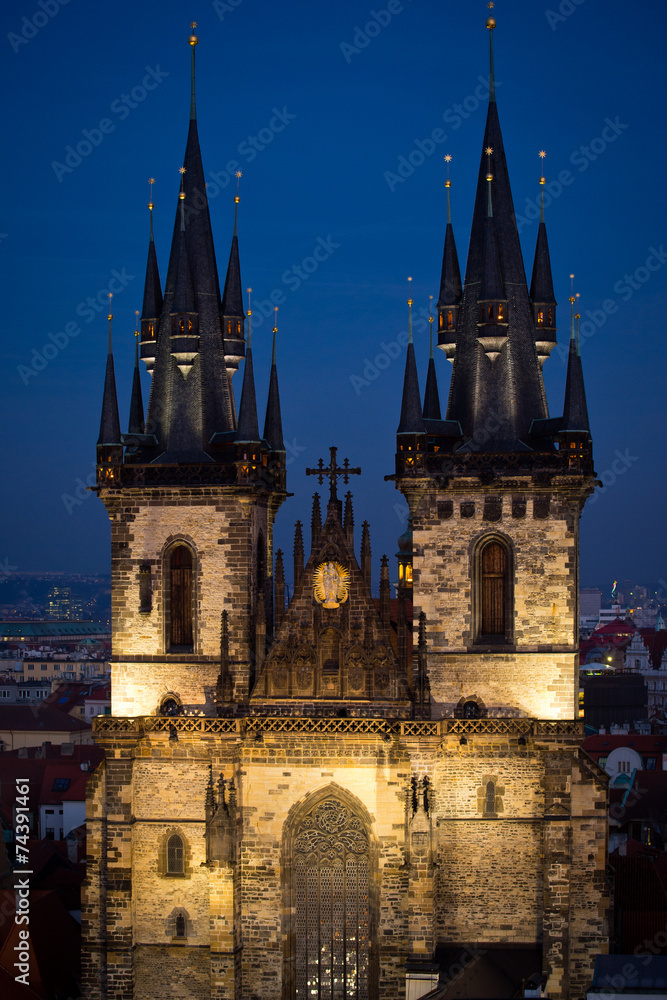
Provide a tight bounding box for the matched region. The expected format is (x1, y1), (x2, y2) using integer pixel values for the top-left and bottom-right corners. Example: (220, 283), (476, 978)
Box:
(1, 0), (665, 595)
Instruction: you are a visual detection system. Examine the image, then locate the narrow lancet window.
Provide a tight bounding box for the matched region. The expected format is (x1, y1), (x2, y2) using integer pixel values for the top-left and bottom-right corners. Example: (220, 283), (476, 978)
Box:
(170, 545), (193, 649)
(480, 541), (506, 637)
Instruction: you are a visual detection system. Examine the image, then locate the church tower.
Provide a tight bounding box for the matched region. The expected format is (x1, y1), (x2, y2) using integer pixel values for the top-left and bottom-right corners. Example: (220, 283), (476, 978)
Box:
(95, 27), (287, 717)
(84, 19), (609, 1000)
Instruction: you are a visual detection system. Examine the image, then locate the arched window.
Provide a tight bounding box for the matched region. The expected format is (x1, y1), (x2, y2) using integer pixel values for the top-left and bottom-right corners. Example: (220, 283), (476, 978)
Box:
(167, 834), (184, 875)
(474, 536), (513, 643)
(481, 541), (506, 637)
(447, 309), (453, 328)
(537, 309), (544, 326)
(485, 781), (496, 815)
(497, 302), (504, 321)
(175, 913), (186, 937)
(463, 700), (480, 719)
(287, 792), (373, 1000)
(169, 545), (193, 650)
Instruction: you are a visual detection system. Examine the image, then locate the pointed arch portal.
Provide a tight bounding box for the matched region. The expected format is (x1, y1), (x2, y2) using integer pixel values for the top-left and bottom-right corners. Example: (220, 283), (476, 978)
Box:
(287, 791), (373, 1000)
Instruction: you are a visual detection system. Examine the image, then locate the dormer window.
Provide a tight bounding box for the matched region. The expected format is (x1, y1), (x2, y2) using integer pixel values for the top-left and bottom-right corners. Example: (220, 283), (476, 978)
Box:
(227, 320), (232, 335)
(537, 310), (544, 325)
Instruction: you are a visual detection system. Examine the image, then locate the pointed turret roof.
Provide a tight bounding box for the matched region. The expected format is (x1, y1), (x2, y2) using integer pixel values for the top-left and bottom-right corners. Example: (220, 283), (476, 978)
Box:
(561, 304), (590, 434)
(236, 317), (260, 442)
(140, 203), (163, 322)
(397, 294), (425, 435)
(221, 211), (244, 319)
(423, 318), (441, 420)
(128, 333), (145, 436)
(140, 31), (237, 461)
(437, 185), (462, 308)
(444, 22), (548, 450)
(530, 216), (556, 305)
(97, 312), (121, 447)
(263, 325), (284, 451)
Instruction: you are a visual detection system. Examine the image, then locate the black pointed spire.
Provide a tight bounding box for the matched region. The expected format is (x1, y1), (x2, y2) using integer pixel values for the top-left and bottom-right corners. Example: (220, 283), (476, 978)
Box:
(423, 307), (442, 420)
(361, 521), (372, 591)
(98, 299), (121, 446)
(263, 311), (284, 451)
(344, 492), (354, 547)
(444, 18), (548, 450)
(139, 182), (163, 377)
(561, 294), (590, 434)
(274, 549), (285, 624)
(437, 164), (463, 361)
(236, 296), (260, 442)
(530, 158), (558, 367)
(128, 319), (145, 435)
(311, 494), (322, 551)
(220, 173), (246, 371)
(398, 283), (425, 435)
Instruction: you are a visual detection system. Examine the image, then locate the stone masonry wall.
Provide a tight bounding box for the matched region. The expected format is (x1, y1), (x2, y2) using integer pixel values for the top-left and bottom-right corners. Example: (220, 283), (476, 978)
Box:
(87, 728), (608, 1000)
(100, 486), (271, 715)
(412, 485), (583, 720)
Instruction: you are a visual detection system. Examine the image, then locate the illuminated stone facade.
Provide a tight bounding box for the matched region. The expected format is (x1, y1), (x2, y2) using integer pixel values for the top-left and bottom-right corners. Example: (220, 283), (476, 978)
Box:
(82, 23), (610, 1000)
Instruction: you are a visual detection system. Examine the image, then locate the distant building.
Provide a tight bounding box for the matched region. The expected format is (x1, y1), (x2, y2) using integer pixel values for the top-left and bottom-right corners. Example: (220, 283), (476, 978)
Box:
(580, 588), (602, 617)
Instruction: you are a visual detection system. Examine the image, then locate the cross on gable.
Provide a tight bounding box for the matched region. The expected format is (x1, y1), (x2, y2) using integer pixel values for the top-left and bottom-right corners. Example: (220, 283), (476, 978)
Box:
(306, 446), (361, 501)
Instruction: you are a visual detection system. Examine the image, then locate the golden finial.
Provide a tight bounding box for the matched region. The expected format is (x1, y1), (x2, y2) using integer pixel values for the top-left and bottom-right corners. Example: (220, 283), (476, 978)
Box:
(179, 166), (186, 200)
(246, 287), (252, 317)
(273, 306), (278, 334)
(189, 21), (198, 46)
(486, 1), (496, 29)
(444, 153), (452, 189)
(538, 150), (546, 186)
(108, 292), (113, 321)
(485, 147), (493, 183)
(569, 273), (575, 303)
(235, 171), (242, 205)
(407, 276), (413, 307)
(428, 294), (434, 323)
(134, 310), (140, 337)
(148, 177), (155, 210)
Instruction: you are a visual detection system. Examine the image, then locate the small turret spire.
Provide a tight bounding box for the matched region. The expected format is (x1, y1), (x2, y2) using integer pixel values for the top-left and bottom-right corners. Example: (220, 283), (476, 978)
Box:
(220, 172), (246, 371)
(97, 294), (121, 447)
(263, 307), (284, 451)
(398, 278), (425, 435)
(311, 494), (322, 551)
(293, 521), (304, 587)
(139, 179), (163, 376)
(344, 491), (354, 547)
(423, 296), (442, 420)
(437, 156), (462, 360)
(361, 521), (372, 591)
(128, 311), (145, 435)
(530, 152), (557, 367)
(236, 287), (260, 442)
(274, 549), (285, 624)
(561, 275), (591, 435)
(188, 23), (198, 121)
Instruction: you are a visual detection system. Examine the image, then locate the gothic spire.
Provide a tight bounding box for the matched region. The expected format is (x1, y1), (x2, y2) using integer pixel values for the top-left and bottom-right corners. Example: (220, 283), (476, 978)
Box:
(220, 172), (246, 372)
(293, 521), (304, 587)
(139, 180), (163, 376)
(128, 317), (145, 435)
(236, 291), (260, 442)
(436, 160), (462, 361)
(361, 521), (372, 591)
(444, 15), (548, 450)
(423, 304), (442, 420)
(530, 155), (558, 367)
(311, 494), (322, 551)
(397, 280), (425, 435)
(97, 297), (121, 447)
(263, 310), (284, 451)
(561, 291), (590, 434)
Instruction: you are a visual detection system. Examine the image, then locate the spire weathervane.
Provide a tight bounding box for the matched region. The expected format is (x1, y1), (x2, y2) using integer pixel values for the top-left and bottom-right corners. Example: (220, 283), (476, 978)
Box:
(306, 447), (361, 504)
(246, 288), (252, 348)
(148, 177), (156, 239)
(428, 295), (434, 358)
(486, 2), (496, 100)
(234, 171), (242, 233)
(272, 307), (278, 365)
(444, 154), (453, 223)
(107, 293), (113, 352)
(538, 150), (547, 222)
(188, 22), (198, 120)
(407, 276), (413, 344)
(485, 147), (494, 215)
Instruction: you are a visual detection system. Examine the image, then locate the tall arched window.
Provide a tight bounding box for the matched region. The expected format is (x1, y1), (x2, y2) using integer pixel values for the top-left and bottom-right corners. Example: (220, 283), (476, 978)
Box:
(485, 781), (496, 815)
(287, 792), (373, 1000)
(167, 834), (184, 875)
(169, 544), (193, 649)
(175, 912), (186, 937)
(481, 541), (506, 637)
